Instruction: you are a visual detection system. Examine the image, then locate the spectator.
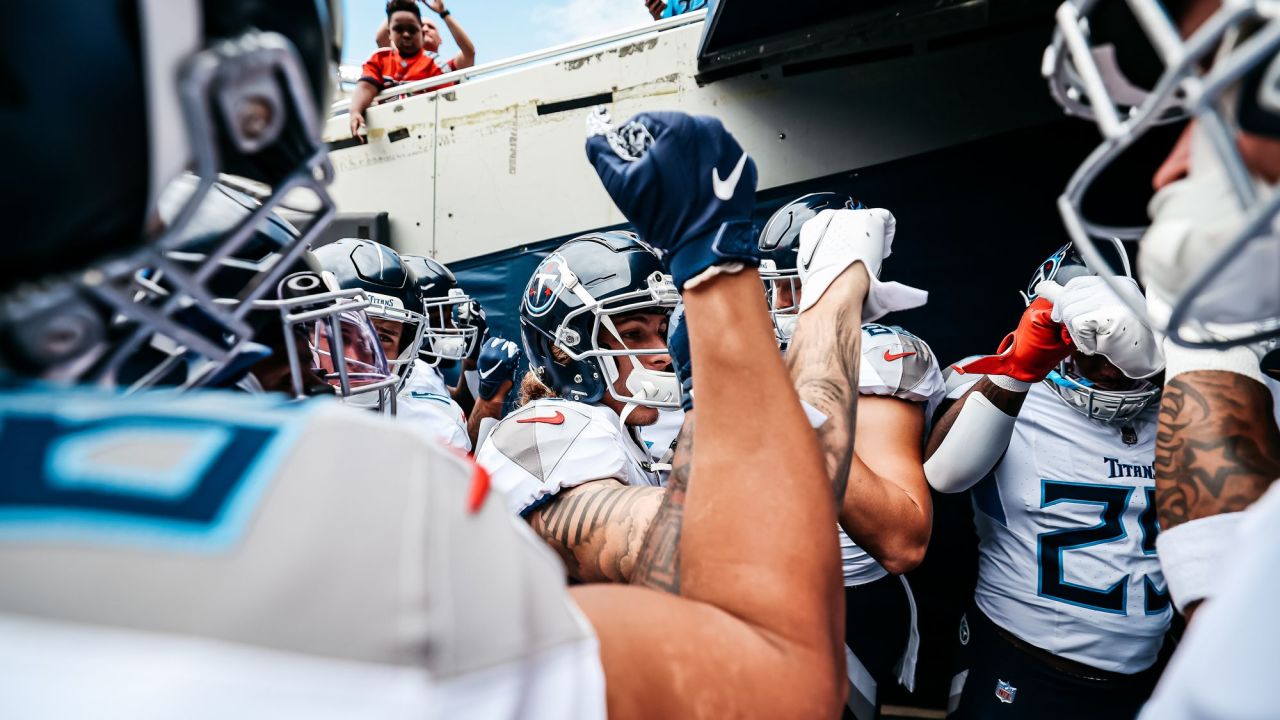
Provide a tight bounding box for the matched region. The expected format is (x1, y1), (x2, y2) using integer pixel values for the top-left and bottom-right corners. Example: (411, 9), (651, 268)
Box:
(351, 0), (476, 141)
(646, 0), (707, 21)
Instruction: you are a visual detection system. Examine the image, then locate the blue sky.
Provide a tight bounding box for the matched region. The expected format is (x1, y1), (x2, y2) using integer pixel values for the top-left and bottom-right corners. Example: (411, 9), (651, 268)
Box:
(341, 0), (654, 66)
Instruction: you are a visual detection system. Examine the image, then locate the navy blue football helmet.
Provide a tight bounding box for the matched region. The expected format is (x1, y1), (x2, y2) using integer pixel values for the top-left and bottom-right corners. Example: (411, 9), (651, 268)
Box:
(131, 177), (388, 401)
(313, 239), (423, 407)
(757, 193), (864, 346)
(520, 232), (680, 408)
(0, 1), (342, 390)
(1023, 239), (1159, 424)
(401, 255), (479, 366)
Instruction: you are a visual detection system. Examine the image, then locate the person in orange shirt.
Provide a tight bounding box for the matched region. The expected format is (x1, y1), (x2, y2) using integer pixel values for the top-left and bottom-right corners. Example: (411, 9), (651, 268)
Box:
(350, 0), (475, 141)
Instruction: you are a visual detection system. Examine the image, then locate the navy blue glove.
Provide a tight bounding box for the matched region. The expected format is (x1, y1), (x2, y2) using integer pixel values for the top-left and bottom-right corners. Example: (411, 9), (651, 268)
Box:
(586, 111), (760, 290)
(477, 337), (521, 400)
(667, 302), (693, 411)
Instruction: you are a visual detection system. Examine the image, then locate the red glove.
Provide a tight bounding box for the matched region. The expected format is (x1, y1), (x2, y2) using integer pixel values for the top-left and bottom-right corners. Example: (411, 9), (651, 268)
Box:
(954, 298), (1074, 382)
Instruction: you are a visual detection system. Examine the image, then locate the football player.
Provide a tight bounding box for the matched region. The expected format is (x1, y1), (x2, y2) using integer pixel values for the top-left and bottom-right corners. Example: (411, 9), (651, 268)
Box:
(924, 241), (1169, 718)
(4, 5), (860, 707)
(401, 254), (516, 448)
(474, 230), (680, 580)
(1042, 0), (1280, 715)
(760, 193), (944, 716)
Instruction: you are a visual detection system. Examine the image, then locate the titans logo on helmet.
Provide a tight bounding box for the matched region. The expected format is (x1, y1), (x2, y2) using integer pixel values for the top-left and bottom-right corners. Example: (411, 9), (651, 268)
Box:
(524, 253), (571, 317)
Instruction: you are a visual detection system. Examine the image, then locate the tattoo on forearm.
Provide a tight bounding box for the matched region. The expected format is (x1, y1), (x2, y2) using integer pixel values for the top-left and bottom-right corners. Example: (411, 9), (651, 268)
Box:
(785, 303), (861, 502)
(631, 419), (693, 595)
(533, 480), (661, 583)
(1155, 373), (1280, 530)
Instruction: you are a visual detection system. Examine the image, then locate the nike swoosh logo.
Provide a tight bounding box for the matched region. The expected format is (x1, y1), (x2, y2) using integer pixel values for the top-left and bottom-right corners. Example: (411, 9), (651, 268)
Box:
(711, 152), (748, 201)
(517, 410), (565, 425)
(479, 364), (503, 379)
(883, 350), (916, 362)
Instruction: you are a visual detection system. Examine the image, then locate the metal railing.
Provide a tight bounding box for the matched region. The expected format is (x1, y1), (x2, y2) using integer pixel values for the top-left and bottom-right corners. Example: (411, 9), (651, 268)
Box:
(329, 9), (707, 115)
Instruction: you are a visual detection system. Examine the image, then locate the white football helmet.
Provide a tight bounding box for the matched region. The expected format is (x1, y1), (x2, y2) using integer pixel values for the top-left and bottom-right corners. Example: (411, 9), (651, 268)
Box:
(1045, 0), (1280, 349)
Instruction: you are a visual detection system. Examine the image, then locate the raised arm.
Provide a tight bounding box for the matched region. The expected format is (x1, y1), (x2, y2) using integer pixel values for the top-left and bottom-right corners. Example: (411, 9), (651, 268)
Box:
(423, 0), (475, 70)
(576, 111), (848, 718)
(924, 297), (1071, 492)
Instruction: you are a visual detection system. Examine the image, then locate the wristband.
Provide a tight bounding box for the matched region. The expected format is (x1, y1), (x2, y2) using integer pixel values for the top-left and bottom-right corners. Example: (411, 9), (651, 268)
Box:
(439, 8), (451, 17)
(1162, 338), (1267, 387)
(1155, 512), (1243, 614)
(986, 374), (1032, 392)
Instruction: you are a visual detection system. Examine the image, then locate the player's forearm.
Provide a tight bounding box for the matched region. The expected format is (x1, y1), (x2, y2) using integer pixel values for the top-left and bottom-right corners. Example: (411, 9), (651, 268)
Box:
(784, 279), (863, 503)
(839, 457), (931, 574)
(1154, 370), (1280, 530)
(466, 388), (507, 447)
(531, 481), (663, 583)
(923, 378), (1025, 493)
(678, 269), (848, 650)
(631, 414), (692, 594)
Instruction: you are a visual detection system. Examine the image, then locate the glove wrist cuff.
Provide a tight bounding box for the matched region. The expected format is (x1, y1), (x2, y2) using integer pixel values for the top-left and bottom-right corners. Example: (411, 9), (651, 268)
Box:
(668, 220), (759, 290)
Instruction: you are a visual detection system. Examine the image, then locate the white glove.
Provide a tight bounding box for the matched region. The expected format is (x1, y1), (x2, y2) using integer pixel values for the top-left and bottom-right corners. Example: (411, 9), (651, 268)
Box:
(1036, 276), (1164, 379)
(796, 208), (927, 320)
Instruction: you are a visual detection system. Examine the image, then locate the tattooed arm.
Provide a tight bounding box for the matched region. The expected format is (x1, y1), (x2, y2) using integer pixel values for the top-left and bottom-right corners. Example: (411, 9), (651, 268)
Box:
(529, 481), (664, 583)
(631, 416), (692, 593)
(1155, 372), (1280, 530)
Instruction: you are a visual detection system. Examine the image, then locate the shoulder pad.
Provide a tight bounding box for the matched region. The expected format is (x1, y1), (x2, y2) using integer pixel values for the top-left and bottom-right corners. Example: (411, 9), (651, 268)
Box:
(858, 324), (946, 404)
(942, 355), (986, 400)
(476, 399), (632, 515)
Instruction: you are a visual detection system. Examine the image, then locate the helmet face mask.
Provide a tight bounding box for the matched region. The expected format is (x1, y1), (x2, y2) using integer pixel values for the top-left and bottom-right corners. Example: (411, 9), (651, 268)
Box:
(521, 233), (681, 410)
(1047, 358), (1161, 423)
(1046, 0), (1280, 348)
(420, 289), (479, 366)
(307, 305), (398, 413)
(1, 3), (343, 393)
(759, 259), (802, 347)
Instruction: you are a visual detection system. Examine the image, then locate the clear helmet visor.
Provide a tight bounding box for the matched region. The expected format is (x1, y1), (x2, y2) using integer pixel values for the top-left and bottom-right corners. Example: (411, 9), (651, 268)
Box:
(363, 301), (427, 385)
(1049, 0), (1280, 349)
(309, 308), (397, 412)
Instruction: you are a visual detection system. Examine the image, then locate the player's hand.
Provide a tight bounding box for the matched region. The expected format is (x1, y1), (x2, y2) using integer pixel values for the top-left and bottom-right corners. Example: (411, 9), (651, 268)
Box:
(795, 208), (927, 320)
(955, 298), (1074, 382)
(1037, 276), (1164, 379)
(667, 302), (693, 411)
(585, 110), (759, 289)
(350, 112), (367, 143)
(477, 337), (521, 400)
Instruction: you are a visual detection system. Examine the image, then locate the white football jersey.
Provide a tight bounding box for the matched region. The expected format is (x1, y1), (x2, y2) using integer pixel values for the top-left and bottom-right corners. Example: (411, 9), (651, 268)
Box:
(478, 399), (660, 516)
(0, 385), (604, 719)
(399, 360), (471, 452)
(639, 407), (684, 485)
(1139, 481), (1280, 719)
(839, 324), (946, 586)
(973, 381), (1171, 673)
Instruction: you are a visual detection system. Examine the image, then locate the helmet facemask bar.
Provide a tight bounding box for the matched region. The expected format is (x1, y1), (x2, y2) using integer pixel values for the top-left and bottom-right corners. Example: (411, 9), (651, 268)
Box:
(419, 289), (480, 366)
(554, 270), (682, 410)
(307, 307), (398, 414)
(1047, 359), (1161, 423)
(759, 259), (802, 348)
(77, 32), (337, 392)
(1050, 0), (1280, 348)
(362, 300), (428, 389)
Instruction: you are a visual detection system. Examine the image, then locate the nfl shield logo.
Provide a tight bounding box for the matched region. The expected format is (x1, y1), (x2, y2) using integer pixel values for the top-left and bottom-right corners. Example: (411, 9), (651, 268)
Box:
(995, 679), (1017, 704)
